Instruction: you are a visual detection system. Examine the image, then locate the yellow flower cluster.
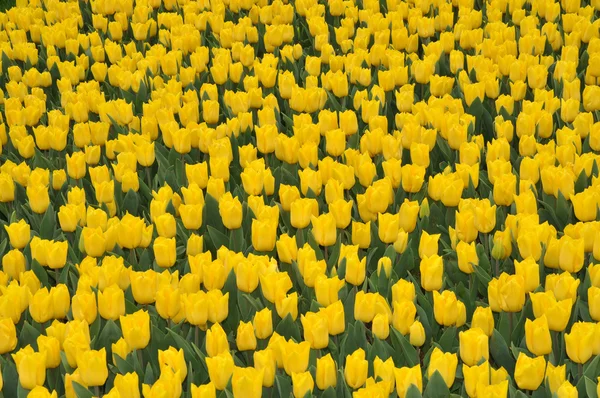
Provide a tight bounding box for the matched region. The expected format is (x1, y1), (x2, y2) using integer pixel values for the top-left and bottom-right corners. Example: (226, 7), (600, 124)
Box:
(1, 0), (600, 395)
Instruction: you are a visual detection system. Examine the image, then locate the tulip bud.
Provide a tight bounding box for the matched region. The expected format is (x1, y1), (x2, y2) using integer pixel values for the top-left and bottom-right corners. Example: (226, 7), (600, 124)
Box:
(409, 321), (426, 347)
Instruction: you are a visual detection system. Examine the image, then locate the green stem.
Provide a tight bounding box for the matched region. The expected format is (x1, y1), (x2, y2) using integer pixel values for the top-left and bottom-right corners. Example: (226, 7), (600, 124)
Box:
(95, 385), (101, 398)
(508, 312), (514, 344)
(195, 325), (199, 348)
(137, 349), (144, 370)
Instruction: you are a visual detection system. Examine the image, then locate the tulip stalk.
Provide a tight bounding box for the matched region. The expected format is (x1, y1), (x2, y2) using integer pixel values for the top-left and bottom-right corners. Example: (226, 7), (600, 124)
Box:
(95, 385), (102, 398)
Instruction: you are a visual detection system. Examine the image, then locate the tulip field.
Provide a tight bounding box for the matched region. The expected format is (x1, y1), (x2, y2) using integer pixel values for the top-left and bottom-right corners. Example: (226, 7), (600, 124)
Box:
(3, 0), (600, 396)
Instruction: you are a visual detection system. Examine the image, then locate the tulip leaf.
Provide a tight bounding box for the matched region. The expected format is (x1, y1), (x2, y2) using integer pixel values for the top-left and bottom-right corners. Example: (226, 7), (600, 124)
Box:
(222, 269), (239, 331)
(31, 259), (50, 289)
(275, 374), (292, 398)
(95, 320), (121, 353)
(18, 321), (41, 350)
(123, 189), (139, 216)
(275, 313), (301, 342)
(391, 327), (418, 367)
(72, 381), (95, 398)
(207, 226), (230, 253)
(229, 227), (244, 253)
(490, 329), (515, 374)
(424, 371), (450, 398)
(114, 352), (135, 375)
(583, 376), (598, 398)
(205, 194), (226, 234)
(322, 386), (337, 398)
(2, 357), (18, 398)
(39, 204), (55, 240)
(584, 354), (600, 379)
(437, 327), (456, 353)
(406, 384), (424, 398)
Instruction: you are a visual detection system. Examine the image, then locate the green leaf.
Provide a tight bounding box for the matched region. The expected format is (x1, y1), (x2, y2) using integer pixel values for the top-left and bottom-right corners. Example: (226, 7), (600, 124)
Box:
(275, 314), (301, 342)
(585, 354), (600, 379)
(18, 321), (41, 349)
(424, 371), (450, 398)
(207, 226), (229, 252)
(406, 384), (424, 398)
(437, 327), (457, 353)
(490, 329), (515, 374)
(39, 204), (55, 240)
(31, 259), (50, 289)
(2, 358), (18, 398)
(584, 376), (598, 398)
(123, 189), (140, 216)
(72, 381), (95, 398)
(275, 374), (292, 398)
(391, 327), (418, 367)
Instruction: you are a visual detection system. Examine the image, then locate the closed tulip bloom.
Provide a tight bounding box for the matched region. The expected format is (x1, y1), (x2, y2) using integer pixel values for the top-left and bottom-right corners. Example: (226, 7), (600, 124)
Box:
(236, 321), (257, 351)
(27, 386), (57, 398)
(565, 322), (595, 364)
(16, 350), (46, 390)
(314, 353), (337, 390)
(514, 257), (540, 293)
(156, 285), (181, 320)
(401, 164), (425, 193)
(206, 351), (234, 390)
(114, 372), (140, 398)
(546, 363), (566, 393)
(463, 361), (490, 398)
(117, 214), (144, 249)
(315, 275), (345, 307)
(252, 307), (273, 340)
(276, 292), (298, 321)
(283, 340), (310, 376)
(35, 335), (59, 369)
(525, 315), (552, 356)
(30, 288), (53, 324)
(457, 241), (479, 274)
(497, 273), (525, 312)
(459, 328), (489, 366)
(153, 237), (176, 268)
(2, 249), (26, 280)
(420, 255), (443, 291)
(4, 220), (30, 249)
(345, 348), (368, 390)
(427, 348), (458, 388)
(219, 192), (243, 230)
(292, 371), (314, 398)
(344, 253), (366, 286)
(301, 312), (329, 349)
(66, 152), (86, 179)
(232, 367), (263, 398)
(254, 349), (276, 387)
(410, 321), (426, 347)
(120, 310), (151, 350)
(378, 212), (400, 244)
(252, 219), (277, 252)
(72, 288), (97, 325)
(130, 269), (157, 304)
(471, 306), (494, 337)
(311, 213), (337, 247)
(395, 364), (423, 398)
(433, 290), (459, 326)
(82, 227), (106, 258)
(206, 323), (229, 358)
(418, 231), (440, 259)
(351, 221), (371, 249)
(77, 348), (108, 387)
(588, 286), (600, 321)
(530, 291), (572, 332)
(493, 173), (516, 206)
(158, 347), (187, 383)
(276, 234), (297, 264)
(393, 300), (417, 335)
(372, 313), (390, 340)
(0, 318), (17, 354)
(514, 353), (546, 390)
(558, 236), (585, 273)
(97, 284), (125, 321)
